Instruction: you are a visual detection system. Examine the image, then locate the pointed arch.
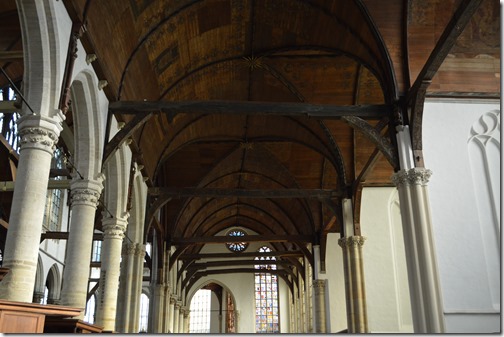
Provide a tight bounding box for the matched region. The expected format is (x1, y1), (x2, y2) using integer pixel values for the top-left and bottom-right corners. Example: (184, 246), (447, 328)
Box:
(70, 70), (104, 178)
(16, 0), (66, 118)
(46, 263), (62, 304)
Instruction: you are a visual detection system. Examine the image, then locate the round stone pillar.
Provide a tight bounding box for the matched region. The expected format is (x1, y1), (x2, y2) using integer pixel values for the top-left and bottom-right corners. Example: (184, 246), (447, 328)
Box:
(60, 177), (104, 315)
(179, 306), (185, 333)
(115, 242), (136, 332)
(313, 279), (327, 333)
(163, 284), (171, 332)
(0, 115), (61, 302)
(183, 307), (190, 333)
(128, 243), (146, 333)
(173, 301), (181, 333)
(168, 296), (176, 333)
(338, 236), (369, 333)
(95, 215), (128, 331)
(392, 168), (445, 333)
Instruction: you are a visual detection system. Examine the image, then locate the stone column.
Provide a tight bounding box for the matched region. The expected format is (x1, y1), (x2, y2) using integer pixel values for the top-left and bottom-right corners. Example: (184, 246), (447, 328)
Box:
(115, 242), (136, 332)
(313, 279), (327, 333)
(150, 283), (165, 333)
(168, 296), (176, 333)
(95, 215), (128, 331)
(392, 168), (445, 333)
(0, 115), (61, 302)
(32, 291), (44, 304)
(162, 284), (171, 332)
(128, 243), (145, 333)
(47, 297), (60, 305)
(173, 301), (181, 333)
(60, 177), (104, 316)
(338, 236), (368, 333)
(183, 307), (190, 333)
(179, 306), (185, 333)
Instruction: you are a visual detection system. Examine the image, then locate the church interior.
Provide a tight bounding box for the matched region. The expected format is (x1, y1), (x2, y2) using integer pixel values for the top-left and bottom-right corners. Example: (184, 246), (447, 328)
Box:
(0, 0), (500, 333)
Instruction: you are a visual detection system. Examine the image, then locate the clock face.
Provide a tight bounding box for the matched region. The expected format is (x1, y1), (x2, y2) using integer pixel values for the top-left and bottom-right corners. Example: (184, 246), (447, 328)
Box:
(226, 229), (248, 252)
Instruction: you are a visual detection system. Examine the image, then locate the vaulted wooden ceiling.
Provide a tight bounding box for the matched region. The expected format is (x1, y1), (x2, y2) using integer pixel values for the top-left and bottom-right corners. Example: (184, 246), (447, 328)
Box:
(0, 0), (499, 278)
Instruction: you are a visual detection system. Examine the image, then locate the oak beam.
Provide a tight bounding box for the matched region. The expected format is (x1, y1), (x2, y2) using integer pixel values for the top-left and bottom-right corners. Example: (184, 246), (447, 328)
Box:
(102, 111), (153, 167)
(170, 234), (312, 245)
(406, 0), (483, 160)
(41, 231), (103, 242)
(178, 250), (304, 260)
(0, 51), (23, 62)
(148, 187), (343, 199)
(109, 100), (392, 120)
(1, 179), (71, 192)
(187, 259), (290, 270)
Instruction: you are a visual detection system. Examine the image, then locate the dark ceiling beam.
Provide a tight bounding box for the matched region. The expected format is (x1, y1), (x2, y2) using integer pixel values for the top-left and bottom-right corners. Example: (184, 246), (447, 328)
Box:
(406, 0), (483, 166)
(178, 250), (304, 260)
(41, 231), (103, 243)
(109, 100), (392, 120)
(352, 147), (382, 235)
(186, 259), (291, 270)
(148, 187), (343, 199)
(0, 51), (23, 62)
(183, 268), (293, 288)
(341, 116), (399, 170)
(171, 234), (312, 245)
(102, 111), (153, 167)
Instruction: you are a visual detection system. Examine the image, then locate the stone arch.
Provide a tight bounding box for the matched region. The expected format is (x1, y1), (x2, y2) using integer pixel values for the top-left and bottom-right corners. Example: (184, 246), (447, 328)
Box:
(70, 70), (104, 178)
(127, 166), (147, 243)
(33, 255), (45, 302)
(103, 143), (131, 218)
(46, 264), (62, 304)
(16, 0), (65, 119)
(187, 279), (238, 333)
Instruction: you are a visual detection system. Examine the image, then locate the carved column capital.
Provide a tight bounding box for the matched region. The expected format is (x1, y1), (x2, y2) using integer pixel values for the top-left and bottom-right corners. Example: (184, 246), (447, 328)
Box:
(175, 301), (182, 310)
(338, 236), (366, 248)
(312, 279), (326, 289)
(392, 168), (432, 187)
(122, 242), (137, 256)
(102, 216), (128, 240)
(135, 243), (146, 256)
(17, 115), (62, 154)
(170, 296), (176, 305)
(183, 307), (190, 318)
(70, 178), (104, 208)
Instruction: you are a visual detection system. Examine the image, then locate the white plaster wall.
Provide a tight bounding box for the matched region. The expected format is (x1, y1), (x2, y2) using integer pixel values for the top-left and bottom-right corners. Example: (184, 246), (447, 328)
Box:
(423, 99), (500, 333)
(322, 232), (347, 332)
(360, 187), (413, 333)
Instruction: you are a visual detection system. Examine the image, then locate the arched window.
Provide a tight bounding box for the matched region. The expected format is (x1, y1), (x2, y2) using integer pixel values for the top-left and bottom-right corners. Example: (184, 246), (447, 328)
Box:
(254, 246), (279, 333)
(139, 293), (149, 332)
(189, 289), (212, 333)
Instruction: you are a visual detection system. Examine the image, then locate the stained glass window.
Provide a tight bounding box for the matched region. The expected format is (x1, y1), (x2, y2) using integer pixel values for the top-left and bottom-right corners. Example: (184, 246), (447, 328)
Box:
(225, 228), (248, 252)
(254, 246), (279, 333)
